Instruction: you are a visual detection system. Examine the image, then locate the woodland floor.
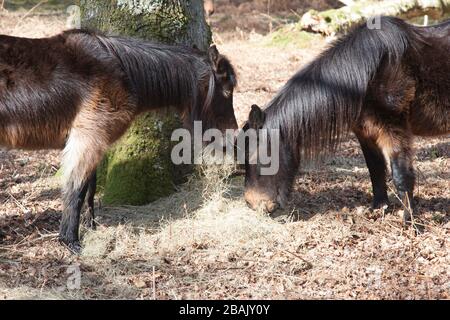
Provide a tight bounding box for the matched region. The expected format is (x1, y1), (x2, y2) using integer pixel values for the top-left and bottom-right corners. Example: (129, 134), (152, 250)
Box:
(0, 6), (449, 300)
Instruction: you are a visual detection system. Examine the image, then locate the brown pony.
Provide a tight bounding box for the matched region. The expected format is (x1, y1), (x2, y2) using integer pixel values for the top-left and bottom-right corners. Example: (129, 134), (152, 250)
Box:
(244, 17), (449, 216)
(0, 29), (238, 251)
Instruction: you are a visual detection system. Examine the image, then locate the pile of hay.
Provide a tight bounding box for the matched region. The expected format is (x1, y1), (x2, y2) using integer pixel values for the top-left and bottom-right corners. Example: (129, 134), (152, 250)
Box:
(74, 152), (449, 299)
(79, 159), (300, 298)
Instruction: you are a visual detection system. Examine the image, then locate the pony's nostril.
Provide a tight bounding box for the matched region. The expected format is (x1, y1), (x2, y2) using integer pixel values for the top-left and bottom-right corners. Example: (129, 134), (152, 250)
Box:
(265, 201), (279, 213)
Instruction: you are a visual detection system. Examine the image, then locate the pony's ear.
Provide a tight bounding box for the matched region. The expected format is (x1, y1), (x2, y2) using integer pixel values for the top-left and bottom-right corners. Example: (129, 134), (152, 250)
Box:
(208, 44), (220, 68)
(248, 104), (266, 129)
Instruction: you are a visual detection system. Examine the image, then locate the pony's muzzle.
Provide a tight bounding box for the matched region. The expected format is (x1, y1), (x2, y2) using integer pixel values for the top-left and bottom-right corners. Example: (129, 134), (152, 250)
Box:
(244, 189), (279, 213)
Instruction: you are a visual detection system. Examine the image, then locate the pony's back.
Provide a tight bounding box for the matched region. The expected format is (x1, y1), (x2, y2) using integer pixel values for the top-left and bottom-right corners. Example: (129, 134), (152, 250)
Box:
(0, 34), (94, 149)
(263, 16), (416, 162)
(90, 32), (212, 113)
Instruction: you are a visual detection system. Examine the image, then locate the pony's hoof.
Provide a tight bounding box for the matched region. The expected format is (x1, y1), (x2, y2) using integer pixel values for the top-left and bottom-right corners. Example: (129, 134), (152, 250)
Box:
(372, 199), (390, 210)
(87, 220), (97, 231)
(66, 241), (82, 254)
(82, 218), (96, 231)
(82, 209), (97, 230)
(59, 237), (82, 254)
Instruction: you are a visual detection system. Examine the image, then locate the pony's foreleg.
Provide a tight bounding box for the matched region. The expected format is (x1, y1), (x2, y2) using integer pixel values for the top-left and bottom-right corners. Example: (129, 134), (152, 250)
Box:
(82, 171), (97, 230)
(390, 144), (415, 215)
(355, 133), (389, 209)
(378, 130), (415, 217)
(60, 130), (106, 252)
(60, 176), (90, 252)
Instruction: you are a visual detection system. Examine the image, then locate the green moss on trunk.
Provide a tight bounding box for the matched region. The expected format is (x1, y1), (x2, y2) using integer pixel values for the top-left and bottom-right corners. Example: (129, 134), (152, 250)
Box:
(80, 0), (211, 49)
(97, 112), (188, 205)
(81, 0), (188, 44)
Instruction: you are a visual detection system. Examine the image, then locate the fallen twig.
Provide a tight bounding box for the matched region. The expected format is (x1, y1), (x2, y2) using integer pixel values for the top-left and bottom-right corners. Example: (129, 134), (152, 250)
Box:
(283, 250), (313, 270)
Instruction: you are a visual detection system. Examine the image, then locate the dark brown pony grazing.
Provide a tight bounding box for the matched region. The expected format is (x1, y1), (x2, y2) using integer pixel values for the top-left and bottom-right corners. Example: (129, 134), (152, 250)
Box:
(0, 29), (238, 251)
(244, 17), (449, 216)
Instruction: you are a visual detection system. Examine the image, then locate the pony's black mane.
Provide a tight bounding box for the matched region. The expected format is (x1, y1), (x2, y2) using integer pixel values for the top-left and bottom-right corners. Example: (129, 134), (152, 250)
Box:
(262, 16), (422, 163)
(65, 29), (217, 123)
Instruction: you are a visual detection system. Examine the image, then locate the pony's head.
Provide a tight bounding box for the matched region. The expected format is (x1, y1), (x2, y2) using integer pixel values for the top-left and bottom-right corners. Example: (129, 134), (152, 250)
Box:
(243, 105), (297, 213)
(200, 45), (238, 132)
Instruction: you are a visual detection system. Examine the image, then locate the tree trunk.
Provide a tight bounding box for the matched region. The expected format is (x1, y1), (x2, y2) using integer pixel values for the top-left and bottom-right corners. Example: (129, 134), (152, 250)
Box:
(300, 0), (450, 35)
(79, 0), (211, 206)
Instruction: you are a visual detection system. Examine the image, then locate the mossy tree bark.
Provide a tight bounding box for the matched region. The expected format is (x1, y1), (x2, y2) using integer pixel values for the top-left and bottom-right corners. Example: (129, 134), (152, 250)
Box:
(79, 0), (211, 205)
(300, 0), (450, 35)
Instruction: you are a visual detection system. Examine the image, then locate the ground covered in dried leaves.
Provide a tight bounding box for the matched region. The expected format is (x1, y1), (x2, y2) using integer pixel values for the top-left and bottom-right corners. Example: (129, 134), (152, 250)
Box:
(0, 8), (448, 300)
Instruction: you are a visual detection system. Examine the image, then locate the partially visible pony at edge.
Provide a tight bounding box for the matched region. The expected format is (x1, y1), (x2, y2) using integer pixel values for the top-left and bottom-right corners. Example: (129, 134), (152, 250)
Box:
(0, 29), (238, 251)
(244, 16), (449, 215)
